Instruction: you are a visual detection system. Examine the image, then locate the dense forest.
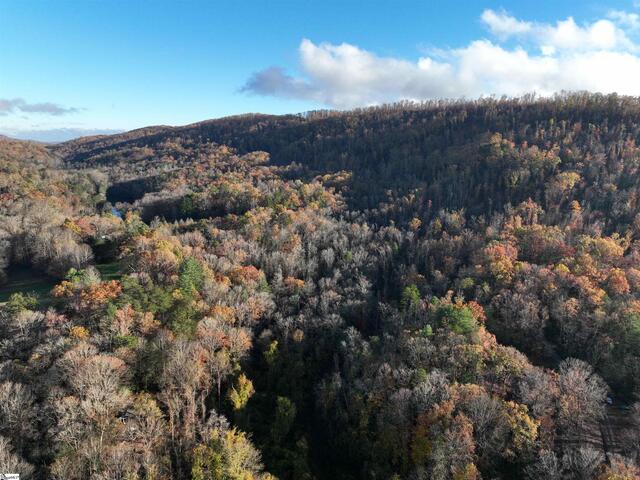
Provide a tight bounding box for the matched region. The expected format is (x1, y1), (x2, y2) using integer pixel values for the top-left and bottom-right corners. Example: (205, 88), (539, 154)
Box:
(2, 93), (640, 479)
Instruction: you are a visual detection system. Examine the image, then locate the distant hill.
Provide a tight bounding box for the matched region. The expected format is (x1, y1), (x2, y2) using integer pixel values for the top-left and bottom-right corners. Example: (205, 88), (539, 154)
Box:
(52, 92), (640, 222)
(0, 135), (58, 166)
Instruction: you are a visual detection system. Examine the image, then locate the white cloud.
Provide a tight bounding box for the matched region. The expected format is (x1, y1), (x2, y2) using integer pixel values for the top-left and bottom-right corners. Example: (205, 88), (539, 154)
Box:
(480, 9), (532, 38)
(542, 18), (629, 50)
(608, 9), (640, 29)
(0, 98), (79, 116)
(479, 9), (633, 51)
(242, 9), (640, 108)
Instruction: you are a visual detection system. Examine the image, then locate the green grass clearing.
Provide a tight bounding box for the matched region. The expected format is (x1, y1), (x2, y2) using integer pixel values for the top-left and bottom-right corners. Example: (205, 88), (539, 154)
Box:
(0, 262), (124, 307)
(0, 267), (58, 306)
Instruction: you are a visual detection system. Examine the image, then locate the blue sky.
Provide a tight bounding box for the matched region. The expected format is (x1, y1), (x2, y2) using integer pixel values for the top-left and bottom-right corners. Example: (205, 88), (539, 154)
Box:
(2, 0), (640, 141)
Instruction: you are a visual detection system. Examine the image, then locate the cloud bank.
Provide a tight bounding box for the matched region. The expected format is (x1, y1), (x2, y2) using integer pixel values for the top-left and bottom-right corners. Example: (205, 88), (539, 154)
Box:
(0, 98), (79, 116)
(0, 128), (123, 143)
(243, 9), (640, 108)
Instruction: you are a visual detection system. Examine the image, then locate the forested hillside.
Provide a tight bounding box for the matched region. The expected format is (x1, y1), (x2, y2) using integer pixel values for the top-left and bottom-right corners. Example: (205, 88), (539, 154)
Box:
(1, 93), (640, 479)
